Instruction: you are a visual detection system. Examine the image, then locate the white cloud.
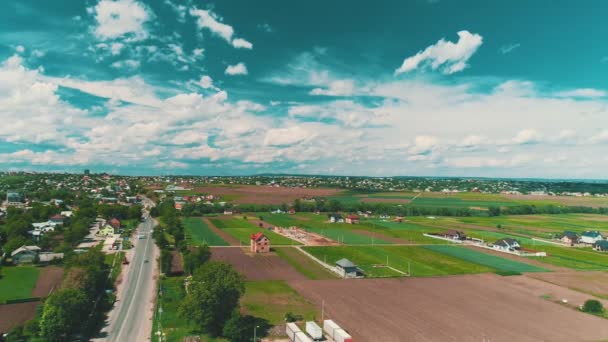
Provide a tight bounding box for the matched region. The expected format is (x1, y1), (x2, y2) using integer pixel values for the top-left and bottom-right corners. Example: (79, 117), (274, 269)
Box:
(15, 45), (25, 53)
(408, 135), (439, 155)
(225, 62), (248, 76)
(395, 30), (483, 75)
(92, 0), (152, 41)
(189, 8), (252, 49)
(264, 126), (313, 146)
(232, 38), (253, 49)
(499, 43), (520, 54)
(556, 88), (607, 99)
(110, 59), (140, 70)
(512, 129), (542, 144)
(310, 79), (355, 96)
(199, 75), (214, 89)
(110, 42), (124, 55)
(193, 48), (204, 58)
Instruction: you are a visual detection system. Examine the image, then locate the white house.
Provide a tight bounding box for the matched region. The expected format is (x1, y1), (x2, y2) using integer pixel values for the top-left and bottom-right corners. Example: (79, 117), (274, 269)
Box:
(581, 231), (603, 244)
(493, 238), (521, 251)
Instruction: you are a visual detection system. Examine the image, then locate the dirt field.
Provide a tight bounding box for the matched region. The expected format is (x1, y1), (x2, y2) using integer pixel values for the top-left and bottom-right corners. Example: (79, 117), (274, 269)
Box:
(0, 301), (39, 333)
(352, 229), (411, 244)
(32, 266), (64, 297)
(210, 247), (307, 281)
(194, 185), (341, 204)
(202, 217), (240, 246)
(527, 271), (608, 298)
(170, 251), (184, 275)
(289, 274), (608, 342)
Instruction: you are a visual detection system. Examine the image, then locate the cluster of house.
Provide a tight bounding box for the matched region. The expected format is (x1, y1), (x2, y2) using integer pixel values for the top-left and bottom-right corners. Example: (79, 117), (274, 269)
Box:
(173, 194), (221, 210)
(559, 230), (608, 251)
(97, 217), (123, 237)
(328, 214), (360, 224)
(27, 212), (72, 240)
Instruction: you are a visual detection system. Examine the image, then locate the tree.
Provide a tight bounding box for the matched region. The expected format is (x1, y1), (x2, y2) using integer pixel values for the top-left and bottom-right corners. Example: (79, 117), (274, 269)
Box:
(39, 288), (88, 341)
(222, 312), (270, 342)
(488, 206), (501, 217)
(183, 245), (211, 275)
(180, 261), (245, 336)
(582, 299), (604, 314)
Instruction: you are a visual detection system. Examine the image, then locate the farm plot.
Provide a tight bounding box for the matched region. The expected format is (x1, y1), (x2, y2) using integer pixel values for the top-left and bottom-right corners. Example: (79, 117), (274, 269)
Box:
(529, 245), (608, 270)
(289, 274), (608, 342)
(303, 246), (493, 278)
(424, 245), (548, 273)
(210, 247), (307, 281)
(365, 220), (454, 244)
(0, 267), (40, 303)
(211, 217), (300, 245)
(0, 301), (39, 334)
(462, 229), (553, 247)
(274, 247), (338, 280)
(183, 217), (228, 246)
(242, 280), (318, 325)
(193, 185), (341, 204)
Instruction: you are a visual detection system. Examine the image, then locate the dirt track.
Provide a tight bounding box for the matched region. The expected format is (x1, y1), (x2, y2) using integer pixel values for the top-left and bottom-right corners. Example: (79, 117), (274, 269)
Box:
(194, 185), (340, 204)
(289, 274), (608, 342)
(210, 247), (306, 281)
(0, 302), (39, 333)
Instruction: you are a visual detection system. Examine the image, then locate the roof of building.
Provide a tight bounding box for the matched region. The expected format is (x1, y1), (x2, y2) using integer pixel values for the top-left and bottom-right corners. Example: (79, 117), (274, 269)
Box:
(109, 218), (121, 228)
(582, 230), (602, 238)
(250, 232), (267, 241)
(562, 231), (578, 238)
(50, 214), (65, 221)
(495, 238), (519, 246)
(446, 229), (465, 236)
(594, 240), (608, 248)
(11, 245), (41, 257)
(346, 215), (360, 219)
(336, 258), (356, 268)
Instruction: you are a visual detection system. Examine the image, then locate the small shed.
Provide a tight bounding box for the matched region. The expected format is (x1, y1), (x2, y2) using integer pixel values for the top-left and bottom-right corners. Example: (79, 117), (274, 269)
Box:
(335, 258), (363, 278)
(559, 231), (579, 245)
(345, 215), (360, 224)
(594, 240), (608, 252)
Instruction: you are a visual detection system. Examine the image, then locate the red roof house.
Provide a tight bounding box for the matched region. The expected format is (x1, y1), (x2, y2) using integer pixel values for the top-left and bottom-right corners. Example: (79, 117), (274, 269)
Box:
(109, 218), (121, 230)
(250, 232), (270, 253)
(345, 215), (360, 224)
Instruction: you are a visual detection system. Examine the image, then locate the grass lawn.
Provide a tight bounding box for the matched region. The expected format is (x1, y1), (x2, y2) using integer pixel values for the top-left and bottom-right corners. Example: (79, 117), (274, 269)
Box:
(302, 246), (494, 278)
(424, 245), (548, 273)
(274, 247), (338, 280)
(209, 217), (260, 229)
(184, 217), (228, 246)
(530, 245), (608, 270)
(153, 276), (227, 342)
(242, 281), (318, 325)
(0, 266), (40, 303)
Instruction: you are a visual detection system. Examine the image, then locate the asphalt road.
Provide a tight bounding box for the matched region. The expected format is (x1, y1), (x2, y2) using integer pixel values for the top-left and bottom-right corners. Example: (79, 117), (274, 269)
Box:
(101, 202), (158, 342)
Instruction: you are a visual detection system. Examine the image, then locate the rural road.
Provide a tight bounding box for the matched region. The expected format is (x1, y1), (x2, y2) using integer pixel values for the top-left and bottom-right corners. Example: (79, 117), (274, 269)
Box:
(99, 198), (158, 342)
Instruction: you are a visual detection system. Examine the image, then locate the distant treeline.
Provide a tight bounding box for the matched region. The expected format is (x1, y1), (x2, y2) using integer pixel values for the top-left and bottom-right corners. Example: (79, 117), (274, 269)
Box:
(177, 199), (608, 217)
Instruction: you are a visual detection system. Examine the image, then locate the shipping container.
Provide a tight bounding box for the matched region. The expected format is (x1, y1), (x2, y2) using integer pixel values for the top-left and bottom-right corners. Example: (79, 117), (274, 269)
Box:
(305, 321), (323, 340)
(286, 322), (302, 341)
(294, 331), (314, 342)
(323, 319), (340, 338)
(334, 328), (353, 342)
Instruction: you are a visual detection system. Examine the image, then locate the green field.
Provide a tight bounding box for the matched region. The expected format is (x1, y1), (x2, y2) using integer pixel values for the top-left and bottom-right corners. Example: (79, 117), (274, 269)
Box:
(302, 246), (494, 277)
(424, 245), (548, 273)
(365, 220), (454, 244)
(0, 266), (41, 303)
(242, 281), (318, 325)
(184, 217), (229, 246)
(275, 247), (338, 280)
(153, 277), (226, 342)
(210, 216), (300, 245)
(530, 245), (608, 270)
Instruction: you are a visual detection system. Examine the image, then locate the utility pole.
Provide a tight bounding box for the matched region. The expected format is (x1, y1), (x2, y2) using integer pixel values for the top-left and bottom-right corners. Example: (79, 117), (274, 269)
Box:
(322, 300), (325, 321)
(408, 261), (411, 276)
(254, 325), (259, 342)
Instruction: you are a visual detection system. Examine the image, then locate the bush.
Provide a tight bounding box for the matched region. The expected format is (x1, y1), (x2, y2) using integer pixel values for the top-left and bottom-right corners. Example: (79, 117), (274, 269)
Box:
(284, 312), (303, 322)
(582, 299), (604, 314)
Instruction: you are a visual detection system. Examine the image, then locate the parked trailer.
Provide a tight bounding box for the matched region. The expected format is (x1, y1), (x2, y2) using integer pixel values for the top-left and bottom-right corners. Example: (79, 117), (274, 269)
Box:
(323, 320), (353, 342)
(305, 321), (323, 340)
(334, 328), (353, 342)
(286, 322), (302, 341)
(294, 331), (313, 342)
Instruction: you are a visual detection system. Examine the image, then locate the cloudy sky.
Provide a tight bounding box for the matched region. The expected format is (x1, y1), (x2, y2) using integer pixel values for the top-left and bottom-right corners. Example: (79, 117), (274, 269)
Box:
(2, 0), (608, 177)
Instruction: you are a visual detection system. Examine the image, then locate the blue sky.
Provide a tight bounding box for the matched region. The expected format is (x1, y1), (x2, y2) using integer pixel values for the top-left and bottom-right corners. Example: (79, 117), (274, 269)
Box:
(2, 0), (608, 177)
